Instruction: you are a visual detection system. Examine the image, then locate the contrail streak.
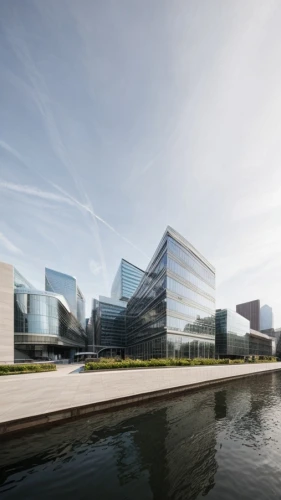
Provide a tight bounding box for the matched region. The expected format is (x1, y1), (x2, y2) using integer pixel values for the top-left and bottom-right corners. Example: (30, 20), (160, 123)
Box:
(0, 178), (149, 258)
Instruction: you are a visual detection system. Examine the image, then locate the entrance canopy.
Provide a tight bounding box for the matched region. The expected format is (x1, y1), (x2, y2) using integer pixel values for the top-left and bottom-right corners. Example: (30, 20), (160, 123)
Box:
(74, 352), (97, 356)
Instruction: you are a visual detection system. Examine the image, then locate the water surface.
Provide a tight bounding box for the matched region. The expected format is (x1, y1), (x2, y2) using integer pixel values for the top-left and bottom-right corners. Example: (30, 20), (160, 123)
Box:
(1, 371), (281, 500)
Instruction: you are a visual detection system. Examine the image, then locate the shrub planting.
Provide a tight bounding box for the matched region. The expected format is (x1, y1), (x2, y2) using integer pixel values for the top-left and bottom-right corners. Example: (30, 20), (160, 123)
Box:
(86, 358), (230, 371)
(85, 356), (278, 371)
(0, 363), (56, 376)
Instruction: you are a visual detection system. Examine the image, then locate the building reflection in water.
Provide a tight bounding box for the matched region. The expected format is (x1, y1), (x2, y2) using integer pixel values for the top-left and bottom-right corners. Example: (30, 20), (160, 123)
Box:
(1, 373), (280, 500)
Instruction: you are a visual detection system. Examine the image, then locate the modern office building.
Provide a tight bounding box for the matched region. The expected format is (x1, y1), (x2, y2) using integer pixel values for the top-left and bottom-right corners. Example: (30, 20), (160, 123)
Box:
(215, 309), (250, 358)
(249, 329), (274, 357)
(236, 299), (260, 331)
(126, 226), (216, 359)
(260, 304), (274, 331)
(45, 267), (86, 328)
(215, 308), (273, 358)
(0, 262), (87, 362)
(91, 296), (127, 357)
(111, 259), (145, 302)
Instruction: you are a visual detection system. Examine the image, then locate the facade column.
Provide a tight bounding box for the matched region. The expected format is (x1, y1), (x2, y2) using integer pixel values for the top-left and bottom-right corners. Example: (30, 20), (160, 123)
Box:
(0, 262), (14, 364)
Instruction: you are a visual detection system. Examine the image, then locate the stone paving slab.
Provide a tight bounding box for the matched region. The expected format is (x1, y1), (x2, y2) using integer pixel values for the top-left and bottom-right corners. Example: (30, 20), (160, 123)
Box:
(0, 362), (281, 435)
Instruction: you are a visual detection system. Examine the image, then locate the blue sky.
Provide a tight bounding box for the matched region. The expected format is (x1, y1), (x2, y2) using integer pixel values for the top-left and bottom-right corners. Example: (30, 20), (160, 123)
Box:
(1, 0), (281, 324)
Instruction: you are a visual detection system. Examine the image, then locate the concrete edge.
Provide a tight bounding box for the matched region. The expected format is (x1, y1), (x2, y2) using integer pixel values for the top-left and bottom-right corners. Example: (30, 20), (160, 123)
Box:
(80, 362), (280, 374)
(1, 367), (281, 438)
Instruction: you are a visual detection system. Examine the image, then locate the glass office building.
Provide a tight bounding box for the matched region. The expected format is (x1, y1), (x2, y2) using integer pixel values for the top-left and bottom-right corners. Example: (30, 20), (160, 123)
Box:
(14, 289), (87, 360)
(14, 268), (35, 290)
(126, 226), (216, 359)
(92, 296), (127, 356)
(111, 259), (145, 302)
(249, 329), (274, 357)
(215, 309), (250, 358)
(45, 267), (86, 328)
(12, 267), (87, 361)
(215, 309), (273, 358)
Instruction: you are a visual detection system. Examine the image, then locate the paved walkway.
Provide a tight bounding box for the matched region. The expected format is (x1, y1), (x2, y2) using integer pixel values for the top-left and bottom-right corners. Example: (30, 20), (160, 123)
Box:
(1, 362), (281, 432)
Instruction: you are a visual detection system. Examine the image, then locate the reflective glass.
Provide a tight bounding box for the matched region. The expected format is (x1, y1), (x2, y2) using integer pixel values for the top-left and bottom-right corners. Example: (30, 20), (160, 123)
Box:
(126, 230), (215, 358)
(167, 237), (215, 287)
(14, 291), (86, 348)
(167, 277), (215, 310)
(167, 257), (215, 298)
(111, 259), (145, 301)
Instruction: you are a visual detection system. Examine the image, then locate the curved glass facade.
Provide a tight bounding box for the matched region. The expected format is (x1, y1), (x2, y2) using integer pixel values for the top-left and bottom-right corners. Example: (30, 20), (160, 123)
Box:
(14, 290), (87, 348)
(126, 227), (216, 359)
(45, 267), (86, 328)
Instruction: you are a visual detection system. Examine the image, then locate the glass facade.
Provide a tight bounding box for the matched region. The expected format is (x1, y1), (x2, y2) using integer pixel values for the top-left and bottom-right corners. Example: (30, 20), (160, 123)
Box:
(93, 296), (127, 348)
(14, 269), (35, 290)
(126, 226), (216, 359)
(12, 267), (87, 361)
(45, 268), (77, 316)
(215, 309), (250, 357)
(77, 286), (86, 329)
(14, 290), (87, 359)
(45, 267), (85, 327)
(249, 334), (273, 356)
(215, 309), (273, 357)
(260, 304), (274, 331)
(111, 259), (144, 302)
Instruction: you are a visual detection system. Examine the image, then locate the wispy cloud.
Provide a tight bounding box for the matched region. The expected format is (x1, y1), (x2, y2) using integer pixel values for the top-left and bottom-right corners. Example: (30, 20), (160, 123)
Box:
(0, 180), (74, 205)
(0, 232), (22, 255)
(89, 259), (103, 276)
(0, 140), (26, 163)
(52, 183), (149, 258)
(0, 179), (149, 258)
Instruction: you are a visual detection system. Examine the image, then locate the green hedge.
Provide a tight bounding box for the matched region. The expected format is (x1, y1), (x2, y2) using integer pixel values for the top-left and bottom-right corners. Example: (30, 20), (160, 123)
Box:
(246, 355), (277, 363)
(85, 358), (231, 371)
(85, 356), (278, 371)
(0, 363), (56, 376)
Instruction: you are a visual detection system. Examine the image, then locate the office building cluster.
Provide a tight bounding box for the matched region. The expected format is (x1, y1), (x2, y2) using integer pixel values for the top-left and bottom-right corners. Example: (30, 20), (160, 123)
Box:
(0, 226), (279, 363)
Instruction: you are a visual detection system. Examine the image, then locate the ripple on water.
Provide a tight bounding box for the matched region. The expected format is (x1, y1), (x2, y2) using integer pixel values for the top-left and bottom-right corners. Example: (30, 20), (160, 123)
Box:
(1, 372), (281, 500)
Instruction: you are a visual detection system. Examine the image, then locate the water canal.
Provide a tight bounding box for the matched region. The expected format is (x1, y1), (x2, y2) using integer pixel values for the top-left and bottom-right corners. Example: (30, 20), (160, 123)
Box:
(1, 371), (281, 500)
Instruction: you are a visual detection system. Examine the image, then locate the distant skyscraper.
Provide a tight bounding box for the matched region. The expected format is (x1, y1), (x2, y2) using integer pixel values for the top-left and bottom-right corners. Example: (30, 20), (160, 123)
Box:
(236, 299), (260, 331)
(45, 268), (85, 327)
(111, 259), (144, 302)
(260, 304), (274, 331)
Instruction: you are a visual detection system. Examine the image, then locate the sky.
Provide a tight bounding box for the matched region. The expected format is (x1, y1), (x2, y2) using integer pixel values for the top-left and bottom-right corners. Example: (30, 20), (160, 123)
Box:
(1, 0), (281, 324)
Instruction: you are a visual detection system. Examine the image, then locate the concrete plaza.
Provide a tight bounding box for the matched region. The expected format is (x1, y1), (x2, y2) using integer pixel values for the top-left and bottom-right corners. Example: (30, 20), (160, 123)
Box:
(1, 362), (281, 435)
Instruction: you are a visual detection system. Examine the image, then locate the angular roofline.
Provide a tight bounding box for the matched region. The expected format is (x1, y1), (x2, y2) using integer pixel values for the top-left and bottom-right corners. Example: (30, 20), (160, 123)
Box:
(98, 295), (127, 308)
(121, 258), (145, 274)
(146, 226), (215, 274)
(45, 267), (76, 281)
(250, 329), (273, 341)
(236, 299), (260, 307)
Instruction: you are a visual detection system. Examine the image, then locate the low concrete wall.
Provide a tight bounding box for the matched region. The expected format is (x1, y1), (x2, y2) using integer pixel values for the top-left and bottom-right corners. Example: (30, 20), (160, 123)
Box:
(1, 362), (281, 436)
